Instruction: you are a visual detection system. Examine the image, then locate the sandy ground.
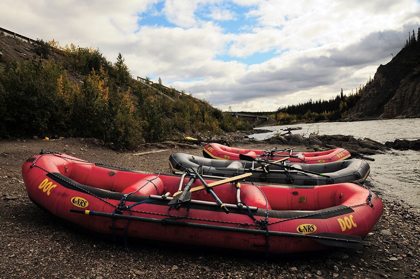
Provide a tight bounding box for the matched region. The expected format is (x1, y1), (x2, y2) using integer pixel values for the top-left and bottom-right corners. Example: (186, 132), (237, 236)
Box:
(1, 138), (419, 278)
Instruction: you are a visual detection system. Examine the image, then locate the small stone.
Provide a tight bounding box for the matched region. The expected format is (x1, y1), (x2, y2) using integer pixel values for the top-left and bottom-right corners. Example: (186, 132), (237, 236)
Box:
(316, 270), (322, 276)
(389, 257), (398, 261)
(289, 267), (298, 272)
(133, 269), (145, 276)
(381, 229), (392, 236)
(171, 265), (178, 271)
(336, 252), (349, 260)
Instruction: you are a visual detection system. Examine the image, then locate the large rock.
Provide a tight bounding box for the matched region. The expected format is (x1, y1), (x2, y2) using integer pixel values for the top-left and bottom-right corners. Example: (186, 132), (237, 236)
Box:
(287, 134), (306, 145)
(385, 139), (420, 151)
(359, 138), (385, 150)
(308, 134), (323, 146)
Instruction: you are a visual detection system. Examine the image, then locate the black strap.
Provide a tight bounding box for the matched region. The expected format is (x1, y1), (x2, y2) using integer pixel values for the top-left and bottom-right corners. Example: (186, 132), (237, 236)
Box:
(237, 201), (270, 256)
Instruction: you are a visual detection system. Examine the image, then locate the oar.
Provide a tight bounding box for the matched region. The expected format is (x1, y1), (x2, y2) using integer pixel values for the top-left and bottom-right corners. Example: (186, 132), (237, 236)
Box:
(70, 209), (364, 250)
(173, 157), (290, 196)
(168, 175), (196, 208)
(173, 172), (252, 196)
(282, 165), (331, 179)
(191, 167), (229, 214)
(239, 154), (331, 179)
(258, 149), (301, 160)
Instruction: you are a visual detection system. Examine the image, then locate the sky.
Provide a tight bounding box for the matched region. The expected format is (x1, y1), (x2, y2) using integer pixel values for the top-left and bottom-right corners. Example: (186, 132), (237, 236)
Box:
(1, 0), (419, 112)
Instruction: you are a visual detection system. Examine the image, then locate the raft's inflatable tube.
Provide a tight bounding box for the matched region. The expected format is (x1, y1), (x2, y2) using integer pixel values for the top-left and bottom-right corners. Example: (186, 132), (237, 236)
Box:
(169, 153), (370, 185)
(22, 152), (382, 254)
(203, 143), (351, 164)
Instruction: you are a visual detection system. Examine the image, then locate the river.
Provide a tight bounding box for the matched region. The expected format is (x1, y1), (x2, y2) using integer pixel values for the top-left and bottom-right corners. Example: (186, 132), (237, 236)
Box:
(250, 118), (420, 209)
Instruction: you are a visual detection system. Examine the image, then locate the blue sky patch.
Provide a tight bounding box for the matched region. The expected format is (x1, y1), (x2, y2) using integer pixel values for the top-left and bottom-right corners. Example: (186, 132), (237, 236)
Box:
(137, 1), (177, 28)
(216, 49), (278, 65)
(197, 2), (259, 33)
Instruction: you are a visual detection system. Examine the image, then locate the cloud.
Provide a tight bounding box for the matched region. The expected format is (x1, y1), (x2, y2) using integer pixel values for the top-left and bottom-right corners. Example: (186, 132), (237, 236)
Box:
(174, 28), (413, 110)
(163, 0), (202, 28)
(1, 0), (419, 112)
(207, 6), (236, 21)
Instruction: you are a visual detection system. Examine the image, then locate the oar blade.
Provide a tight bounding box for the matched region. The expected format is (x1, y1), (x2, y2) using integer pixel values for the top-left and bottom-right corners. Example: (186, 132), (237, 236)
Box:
(168, 191), (191, 206)
(313, 233), (364, 250)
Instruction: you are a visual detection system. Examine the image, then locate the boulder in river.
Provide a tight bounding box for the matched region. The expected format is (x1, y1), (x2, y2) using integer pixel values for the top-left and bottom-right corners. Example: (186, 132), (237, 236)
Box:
(385, 139), (420, 151)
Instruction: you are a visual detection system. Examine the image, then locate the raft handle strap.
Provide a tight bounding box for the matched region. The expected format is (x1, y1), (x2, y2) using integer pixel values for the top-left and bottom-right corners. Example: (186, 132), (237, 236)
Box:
(235, 183), (242, 206)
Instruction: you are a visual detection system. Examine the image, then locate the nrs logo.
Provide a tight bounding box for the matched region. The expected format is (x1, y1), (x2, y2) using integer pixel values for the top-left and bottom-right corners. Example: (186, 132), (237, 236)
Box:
(337, 215), (358, 231)
(297, 224), (317, 235)
(71, 197), (89, 208)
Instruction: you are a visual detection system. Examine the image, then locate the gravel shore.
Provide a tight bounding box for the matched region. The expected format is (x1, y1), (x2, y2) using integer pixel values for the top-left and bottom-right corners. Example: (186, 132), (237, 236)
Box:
(1, 138), (419, 278)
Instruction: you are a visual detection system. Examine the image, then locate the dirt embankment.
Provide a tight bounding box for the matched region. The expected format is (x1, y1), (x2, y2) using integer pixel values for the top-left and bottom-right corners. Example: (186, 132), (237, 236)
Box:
(1, 138), (419, 278)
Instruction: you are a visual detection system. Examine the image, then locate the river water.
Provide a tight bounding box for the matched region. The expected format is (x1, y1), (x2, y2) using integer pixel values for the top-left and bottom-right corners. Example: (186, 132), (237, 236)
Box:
(250, 119), (420, 209)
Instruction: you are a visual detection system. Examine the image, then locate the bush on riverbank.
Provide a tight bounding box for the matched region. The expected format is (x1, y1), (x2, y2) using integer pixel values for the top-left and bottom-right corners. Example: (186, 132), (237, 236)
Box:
(0, 38), (252, 149)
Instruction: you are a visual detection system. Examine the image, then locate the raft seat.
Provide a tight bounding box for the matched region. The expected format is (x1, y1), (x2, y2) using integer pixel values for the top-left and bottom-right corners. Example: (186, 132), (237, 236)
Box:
(226, 161), (243, 169)
(122, 176), (164, 196)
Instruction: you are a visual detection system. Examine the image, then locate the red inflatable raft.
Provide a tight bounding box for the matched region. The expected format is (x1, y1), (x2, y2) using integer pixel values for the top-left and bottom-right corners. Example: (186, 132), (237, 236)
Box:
(203, 143), (351, 164)
(22, 152), (382, 254)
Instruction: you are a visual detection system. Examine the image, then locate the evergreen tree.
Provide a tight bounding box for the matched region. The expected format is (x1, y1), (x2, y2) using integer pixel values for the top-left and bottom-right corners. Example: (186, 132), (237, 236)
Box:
(114, 53), (130, 85)
(418, 27), (420, 44)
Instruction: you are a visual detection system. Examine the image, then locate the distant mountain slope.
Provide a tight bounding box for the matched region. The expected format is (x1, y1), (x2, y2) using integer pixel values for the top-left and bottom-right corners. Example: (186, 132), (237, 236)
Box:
(347, 42), (420, 119)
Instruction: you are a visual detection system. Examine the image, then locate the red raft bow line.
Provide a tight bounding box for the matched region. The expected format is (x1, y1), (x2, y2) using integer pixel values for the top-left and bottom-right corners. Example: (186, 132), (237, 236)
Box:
(22, 152), (382, 254)
(203, 143), (351, 164)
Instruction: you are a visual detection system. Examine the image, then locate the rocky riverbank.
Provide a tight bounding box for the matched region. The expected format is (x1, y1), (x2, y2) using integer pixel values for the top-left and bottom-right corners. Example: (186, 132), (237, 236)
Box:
(1, 137), (419, 278)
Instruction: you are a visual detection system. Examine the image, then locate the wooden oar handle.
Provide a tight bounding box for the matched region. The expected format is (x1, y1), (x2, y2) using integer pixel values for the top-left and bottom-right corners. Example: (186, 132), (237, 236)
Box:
(255, 157), (289, 170)
(173, 172), (253, 196)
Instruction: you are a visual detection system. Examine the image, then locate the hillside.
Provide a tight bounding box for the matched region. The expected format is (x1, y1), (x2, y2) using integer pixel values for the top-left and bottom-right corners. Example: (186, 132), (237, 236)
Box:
(0, 28), (254, 148)
(347, 39), (420, 119)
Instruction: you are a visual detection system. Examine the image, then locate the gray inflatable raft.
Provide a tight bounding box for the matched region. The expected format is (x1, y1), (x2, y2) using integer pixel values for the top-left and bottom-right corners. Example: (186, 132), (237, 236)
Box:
(169, 153), (370, 185)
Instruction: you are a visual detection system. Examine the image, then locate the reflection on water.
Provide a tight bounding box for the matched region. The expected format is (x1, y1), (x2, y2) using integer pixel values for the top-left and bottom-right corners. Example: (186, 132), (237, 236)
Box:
(250, 118), (420, 209)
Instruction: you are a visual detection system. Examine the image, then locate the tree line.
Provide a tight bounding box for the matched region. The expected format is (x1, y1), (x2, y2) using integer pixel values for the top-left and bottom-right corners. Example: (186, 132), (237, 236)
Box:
(0, 35), (251, 149)
(404, 28), (420, 48)
(274, 88), (363, 124)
